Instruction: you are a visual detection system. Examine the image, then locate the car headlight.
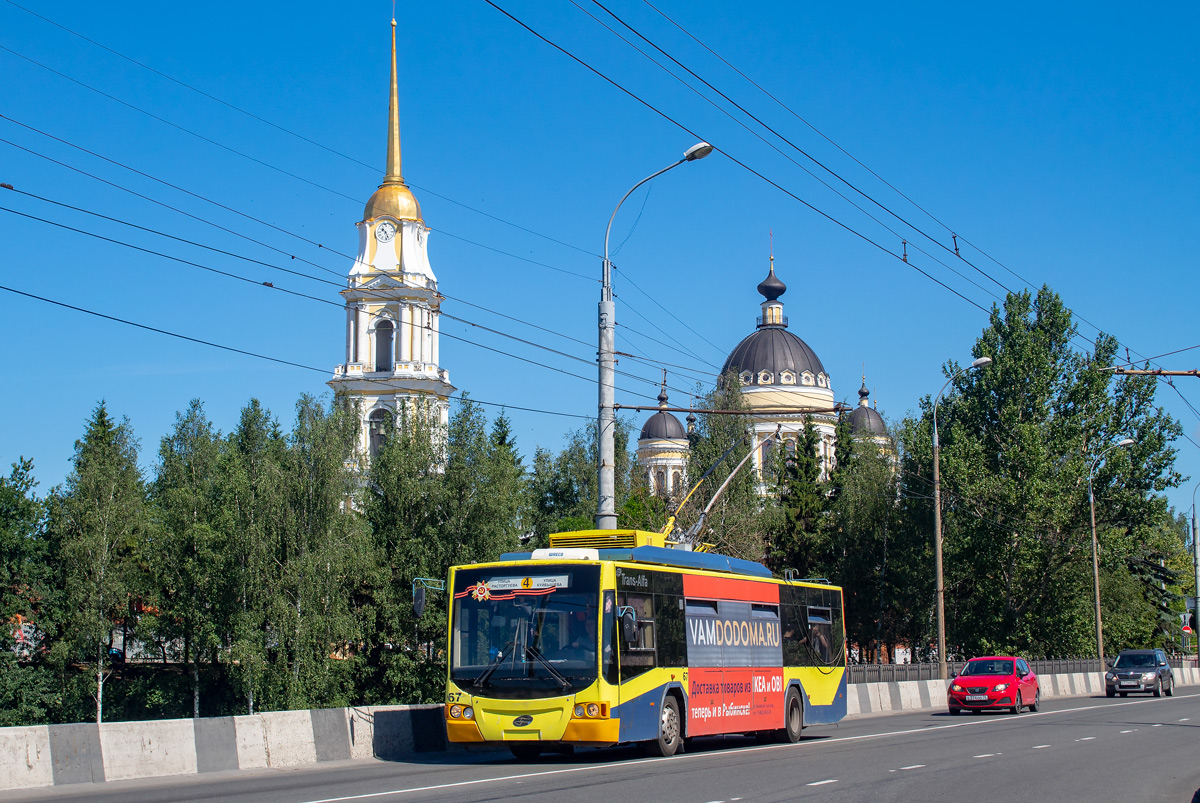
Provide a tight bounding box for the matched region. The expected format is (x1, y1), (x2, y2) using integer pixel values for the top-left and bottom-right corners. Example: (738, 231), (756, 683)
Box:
(950, 683), (963, 692)
(1105, 673), (1115, 680)
(574, 704), (585, 717)
(586, 703), (600, 717)
(463, 706), (474, 720)
(993, 683), (1010, 692)
(449, 704), (463, 719)
(1142, 672), (1157, 681)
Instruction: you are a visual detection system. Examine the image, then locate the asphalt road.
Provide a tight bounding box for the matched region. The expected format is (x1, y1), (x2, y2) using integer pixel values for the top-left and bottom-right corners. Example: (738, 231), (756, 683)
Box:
(12, 691), (1200, 803)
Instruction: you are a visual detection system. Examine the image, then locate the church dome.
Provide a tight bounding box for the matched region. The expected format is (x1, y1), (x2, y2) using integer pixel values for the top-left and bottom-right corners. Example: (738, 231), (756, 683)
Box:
(640, 384), (686, 441)
(848, 380), (888, 436)
(640, 410), (687, 440)
(364, 182), (422, 222)
(722, 328), (826, 384)
(721, 261), (829, 388)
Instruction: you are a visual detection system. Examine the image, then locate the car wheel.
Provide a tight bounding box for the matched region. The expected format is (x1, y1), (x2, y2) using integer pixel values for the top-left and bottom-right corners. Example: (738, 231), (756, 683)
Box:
(1119, 692), (1127, 697)
(1012, 692), (1023, 715)
(776, 689), (804, 743)
(948, 707), (960, 716)
(1106, 688), (1115, 698)
(509, 743), (542, 761)
(1153, 678), (1162, 698)
(1029, 689), (1040, 712)
(645, 696), (682, 757)
(1166, 678), (1174, 697)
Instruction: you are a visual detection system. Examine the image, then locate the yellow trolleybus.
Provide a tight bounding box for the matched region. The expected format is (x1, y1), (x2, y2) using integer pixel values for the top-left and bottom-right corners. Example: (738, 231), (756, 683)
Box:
(444, 530), (846, 759)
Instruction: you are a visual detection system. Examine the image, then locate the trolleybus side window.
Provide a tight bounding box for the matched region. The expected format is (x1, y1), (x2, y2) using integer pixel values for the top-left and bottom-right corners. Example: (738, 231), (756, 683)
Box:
(617, 591), (655, 680)
(602, 591), (618, 685)
(652, 571), (686, 668)
(808, 606), (834, 664)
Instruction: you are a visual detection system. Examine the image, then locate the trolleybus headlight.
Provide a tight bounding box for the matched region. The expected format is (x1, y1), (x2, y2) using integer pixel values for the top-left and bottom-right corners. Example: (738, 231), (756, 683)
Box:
(574, 705), (585, 718)
(463, 706), (474, 720)
(586, 703), (600, 718)
(449, 705), (463, 719)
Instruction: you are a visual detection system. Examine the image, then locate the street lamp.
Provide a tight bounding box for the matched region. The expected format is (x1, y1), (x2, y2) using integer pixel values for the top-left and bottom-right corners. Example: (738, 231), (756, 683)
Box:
(932, 355), (991, 679)
(1088, 437), (1135, 670)
(596, 142), (713, 529)
(1192, 481), (1200, 656)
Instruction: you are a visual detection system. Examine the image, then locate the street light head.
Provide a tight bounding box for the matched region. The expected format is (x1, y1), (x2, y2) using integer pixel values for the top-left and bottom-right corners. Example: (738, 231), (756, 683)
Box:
(971, 356), (993, 369)
(684, 142), (714, 161)
(1118, 438), (1136, 447)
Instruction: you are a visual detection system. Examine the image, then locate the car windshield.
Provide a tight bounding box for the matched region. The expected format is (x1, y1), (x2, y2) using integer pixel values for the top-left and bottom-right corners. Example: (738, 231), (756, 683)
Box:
(961, 659), (1013, 676)
(1113, 653), (1156, 668)
(450, 565), (601, 699)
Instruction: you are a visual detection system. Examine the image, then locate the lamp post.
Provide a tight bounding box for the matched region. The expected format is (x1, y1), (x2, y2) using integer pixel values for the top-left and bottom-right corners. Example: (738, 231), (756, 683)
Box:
(1088, 437), (1135, 670)
(1190, 481), (1199, 656)
(932, 355), (991, 679)
(596, 142), (713, 530)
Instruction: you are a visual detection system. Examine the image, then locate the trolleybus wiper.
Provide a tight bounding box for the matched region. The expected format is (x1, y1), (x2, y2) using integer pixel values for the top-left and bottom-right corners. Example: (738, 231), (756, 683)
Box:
(473, 641), (515, 689)
(523, 645), (572, 689)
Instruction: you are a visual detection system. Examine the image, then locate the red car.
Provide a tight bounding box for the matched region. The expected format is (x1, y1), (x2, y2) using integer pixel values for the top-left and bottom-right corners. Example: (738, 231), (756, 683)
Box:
(947, 656), (1040, 715)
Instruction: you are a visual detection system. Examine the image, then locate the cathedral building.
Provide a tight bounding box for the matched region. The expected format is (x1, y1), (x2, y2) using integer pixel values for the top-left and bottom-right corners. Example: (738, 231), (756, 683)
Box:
(636, 256), (888, 496)
(329, 20), (454, 460)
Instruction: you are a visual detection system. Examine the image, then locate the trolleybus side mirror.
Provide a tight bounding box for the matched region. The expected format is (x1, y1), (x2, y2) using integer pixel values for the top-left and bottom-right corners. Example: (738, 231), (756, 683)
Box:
(620, 609), (638, 644)
(413, 586), (426, 618)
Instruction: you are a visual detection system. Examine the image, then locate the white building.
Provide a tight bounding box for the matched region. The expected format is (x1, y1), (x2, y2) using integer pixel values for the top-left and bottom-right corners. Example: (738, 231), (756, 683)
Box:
(328, 20), (454, 460)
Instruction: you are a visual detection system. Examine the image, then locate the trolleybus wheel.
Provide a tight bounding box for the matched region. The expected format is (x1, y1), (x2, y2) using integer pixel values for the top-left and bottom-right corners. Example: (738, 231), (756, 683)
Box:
(777, 689), (803, 743)
(509, 743), (542, 761)
(645, 696), (682, 757)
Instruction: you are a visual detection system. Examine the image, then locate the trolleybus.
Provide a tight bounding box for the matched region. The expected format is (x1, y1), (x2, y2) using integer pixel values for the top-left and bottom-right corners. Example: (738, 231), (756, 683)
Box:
(444, 530), (846, 759)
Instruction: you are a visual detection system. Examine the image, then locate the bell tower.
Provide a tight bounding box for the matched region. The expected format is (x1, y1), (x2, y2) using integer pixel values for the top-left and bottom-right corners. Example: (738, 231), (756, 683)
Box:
(329, 19), (454, 461)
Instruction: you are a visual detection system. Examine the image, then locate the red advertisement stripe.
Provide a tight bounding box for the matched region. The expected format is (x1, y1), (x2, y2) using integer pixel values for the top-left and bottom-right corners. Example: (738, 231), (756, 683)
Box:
(682, 574), (779, 604)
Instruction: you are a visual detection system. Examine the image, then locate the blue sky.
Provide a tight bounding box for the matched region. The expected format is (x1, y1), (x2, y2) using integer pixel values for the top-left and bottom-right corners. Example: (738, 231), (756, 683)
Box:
(2, 1), (1198, 516)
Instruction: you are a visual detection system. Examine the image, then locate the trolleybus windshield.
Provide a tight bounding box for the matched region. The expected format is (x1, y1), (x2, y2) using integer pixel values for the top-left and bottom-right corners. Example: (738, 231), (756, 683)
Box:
(450, 565), (601, 699)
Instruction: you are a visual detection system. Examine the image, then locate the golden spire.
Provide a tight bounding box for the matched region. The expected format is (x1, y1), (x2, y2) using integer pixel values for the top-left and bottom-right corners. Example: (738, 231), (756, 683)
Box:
(384, 18), (402, 183)
(363, 18), (422, 222)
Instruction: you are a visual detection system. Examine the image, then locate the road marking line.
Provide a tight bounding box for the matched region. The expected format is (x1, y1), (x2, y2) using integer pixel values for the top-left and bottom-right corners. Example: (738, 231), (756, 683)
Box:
(1152, 724), (1162, 727)
(807, 780), (838, 786)
(1120, 729), (1135, 734)
(974, 753), (998, 758)
(899, 764), (925, 770)
(1033, 745), (1050, 749)
(1077, 737), (1096, 741)
(293, 691), (1200, 803)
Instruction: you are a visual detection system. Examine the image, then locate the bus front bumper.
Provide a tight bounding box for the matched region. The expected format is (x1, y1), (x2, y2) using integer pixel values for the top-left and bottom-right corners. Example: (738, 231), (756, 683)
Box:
(445, 702), (619, 745)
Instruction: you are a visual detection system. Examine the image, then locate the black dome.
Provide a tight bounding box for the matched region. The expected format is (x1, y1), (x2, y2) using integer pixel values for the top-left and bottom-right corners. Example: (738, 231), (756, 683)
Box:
(848, 405), (888, 436)
(848, 381), (887, 435)
(722, 327), (826, 385)
(640, 410), (687, 440)
(757, 264), (786, 301)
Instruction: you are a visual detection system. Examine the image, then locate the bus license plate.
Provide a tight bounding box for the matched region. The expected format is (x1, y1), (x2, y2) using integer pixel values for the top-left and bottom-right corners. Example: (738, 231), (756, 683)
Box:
(965, 695), (989, 702)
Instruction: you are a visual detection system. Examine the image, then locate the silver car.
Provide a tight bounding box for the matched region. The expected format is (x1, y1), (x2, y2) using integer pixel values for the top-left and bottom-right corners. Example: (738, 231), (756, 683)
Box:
(1105, 649), (1174, 697)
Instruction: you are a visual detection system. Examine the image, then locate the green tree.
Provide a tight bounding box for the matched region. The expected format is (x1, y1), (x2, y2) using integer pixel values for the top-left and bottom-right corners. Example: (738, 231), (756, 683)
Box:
(680, 373), (766, 560)
(147, 399), (226, 717)
(768, 415), (826, 576)
(0, 458), (59, 725)
(218, 399), (288, 714)
(903, 287), (1183, 658)
(51, 402), (146, 722)
(360, 398), (525, 704)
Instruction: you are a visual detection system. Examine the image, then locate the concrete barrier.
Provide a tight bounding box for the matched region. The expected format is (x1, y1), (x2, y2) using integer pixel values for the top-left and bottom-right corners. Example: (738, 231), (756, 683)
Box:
(5, 668), (1200, 792)
(99, 718), (197, 782)
(0, 725), (52, 790)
